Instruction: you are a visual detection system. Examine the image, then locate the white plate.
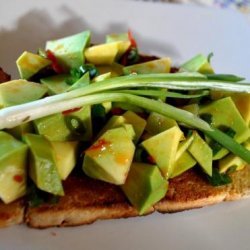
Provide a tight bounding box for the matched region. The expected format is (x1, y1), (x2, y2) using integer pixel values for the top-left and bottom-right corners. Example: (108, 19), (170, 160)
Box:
(0, 1), (250, 249)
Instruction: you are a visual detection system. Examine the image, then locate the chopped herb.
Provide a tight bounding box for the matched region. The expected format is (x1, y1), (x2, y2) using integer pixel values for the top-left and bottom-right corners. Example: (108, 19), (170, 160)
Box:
(207, 168), (232, 186)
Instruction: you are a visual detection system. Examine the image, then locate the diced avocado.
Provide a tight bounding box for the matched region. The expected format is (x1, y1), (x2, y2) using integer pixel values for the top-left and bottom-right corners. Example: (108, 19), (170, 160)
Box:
(96, 115), (126, 138)
(97, 63), (124, 77)
(46, 31), (91, 70)
(170, 135), (196, 178)
(231, 94), (250, 126)
(0, 132), (28, 204)
(145, 112), (177, 135)
(7, 122), (34, 140)
(175, 135), (194, 160)
(85, 42), (120, 65)
(51, 141), (78, 180)
(199, 97), (250, 159)
(34, 106), (92, 141)
(219, 140), (250, 173)
(41, 73), (90, 95)
(16, 51), (51, 80)
(0, 80), (47, 108)
(142, 126), (183, 178)
(24, 134), (64, 196)
(171, 152), (196, 178)
(181, 104), (199, 115)
(83, 127), (135, 185)
(123, 111), (146, 143)
(106, 33), (131, 59)
(123, 58), (171, 75)
(67, 72), (90, 92)
(188, 131), (212, 176)
(41, 74), (70, 95)
(121, 162), (168, 215)
(180, 54), (214, 74)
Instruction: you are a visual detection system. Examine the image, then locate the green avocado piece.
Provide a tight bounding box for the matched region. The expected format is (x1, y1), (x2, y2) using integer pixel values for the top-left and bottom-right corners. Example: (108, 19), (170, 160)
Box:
(123, 58), (171, 75)
(85, 43), (120, 65)
(0, 80), (47, 108)
(7, 122), (34, 140)
(171, 152), (196, 178)
(34, 106), (92, 142)
(83, 126), (135, 185)
(121, 162), (168, 215)
(51, 141), (78, 180)
(142, 126), (183, 178)
(170, 135), (196, 178)
(180, 54), (214, 74)
(0, 132), (28, 204)
(16, 51), (51, 80)
(67, 72), (90, 92)
(106, 34), (131, 59)
(23, 134), (64, 196)
(96, 63), (124, 77)
(145, 112), (177, 136)
(188, 131), (213, 176)
(41, 74), (71, 95)
(41, 73), (90, 95)
(219, 140), (250, 173)
(46, 31), (91, 70)
(123, 111), (147, 143)
(199, 97), (250, 159)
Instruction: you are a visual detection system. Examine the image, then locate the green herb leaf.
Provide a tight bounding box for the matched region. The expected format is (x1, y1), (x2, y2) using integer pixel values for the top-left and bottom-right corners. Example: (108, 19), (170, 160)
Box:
(207, 168), (232, 186)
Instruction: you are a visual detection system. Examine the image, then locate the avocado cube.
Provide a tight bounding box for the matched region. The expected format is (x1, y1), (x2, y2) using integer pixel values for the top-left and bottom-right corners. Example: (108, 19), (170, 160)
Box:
(219, 140), (250, 173)
(83, 127), (135, 185)
(123, 58), (171, 75)
(24, 134), (64, 196)
(188, 131), (212, 176)
(0, 80), (47, 108)
(142, 126), (183, 178)
(41, 74), (71, 95)
(199, 97), (250, 159)
(7, 122), (34, 140)
(180, 54), (214, 74)
(34, 106), (92, 142)
(51, 141), (78, 180)
(121, 162), (168, 215)
(171, 152), (196, 178)
(145, 112), (177, 135)
(16, 51), (51, 80)
(96, 63), (124, 77)
(85, 42), (120, 65)
(46, 31), (91, 70)
(0, 132), (28, 204)
(123, 111), (147, 143)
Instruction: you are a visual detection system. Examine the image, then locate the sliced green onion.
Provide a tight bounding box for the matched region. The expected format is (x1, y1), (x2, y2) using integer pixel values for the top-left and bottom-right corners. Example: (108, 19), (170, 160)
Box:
(206, 74), (245, 82)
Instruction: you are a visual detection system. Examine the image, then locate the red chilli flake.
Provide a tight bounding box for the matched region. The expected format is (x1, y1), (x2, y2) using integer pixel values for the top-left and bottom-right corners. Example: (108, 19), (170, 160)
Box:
(147, 155), (156, 164)
(13, 175), (23, 183)
(128, 30), (137, 48)
(46, 50), (64, 74)
(111, 107), (124, 115)
(86, 139), (111, 152)
(62, 107), (81, 115)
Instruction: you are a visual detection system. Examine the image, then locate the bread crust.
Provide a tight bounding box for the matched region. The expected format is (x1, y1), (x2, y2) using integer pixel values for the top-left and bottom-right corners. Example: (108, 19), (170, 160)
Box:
(25, 166), (250, 229)
(0, 199), (25, 227)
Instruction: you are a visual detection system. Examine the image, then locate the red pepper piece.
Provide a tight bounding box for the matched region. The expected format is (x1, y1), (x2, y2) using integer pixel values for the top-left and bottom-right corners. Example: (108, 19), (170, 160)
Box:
(46, 50), (64, 74)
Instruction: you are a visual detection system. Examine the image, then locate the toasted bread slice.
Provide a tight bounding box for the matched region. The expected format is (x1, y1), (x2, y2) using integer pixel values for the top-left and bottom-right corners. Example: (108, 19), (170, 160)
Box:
(26, 166), (250, 229)
(25, 175), (153, 228)
(0, 199), (25, 227)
